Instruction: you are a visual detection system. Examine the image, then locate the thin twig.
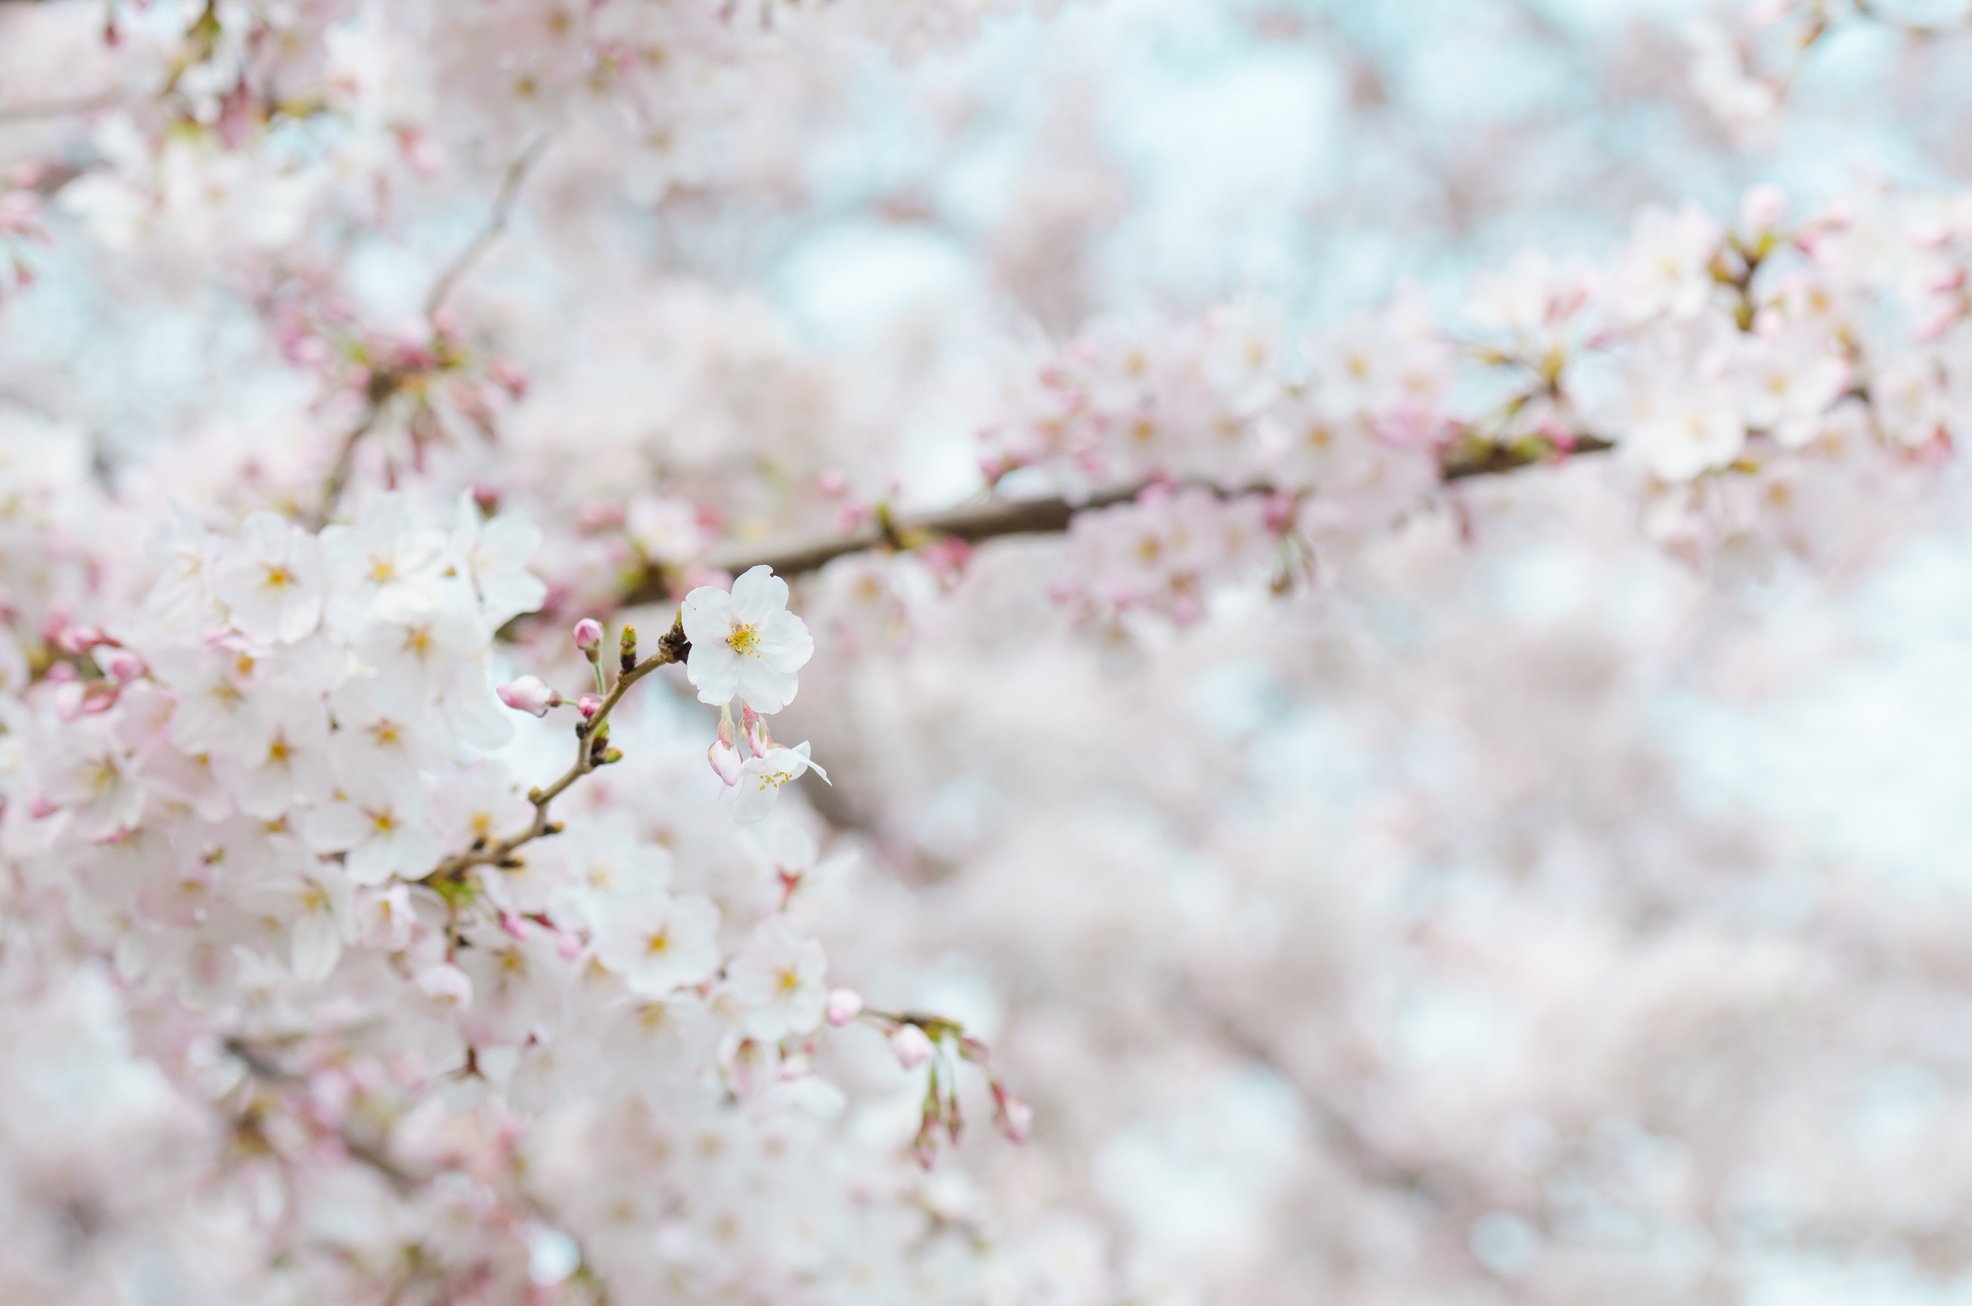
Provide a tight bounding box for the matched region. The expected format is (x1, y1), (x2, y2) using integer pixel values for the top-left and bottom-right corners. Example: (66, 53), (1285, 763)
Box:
(1849, 0), (1969, 38)
(423, 137), (549, 322)
(306, 409), (382, 530)
(424, 618), (690, 884)
(224, 1037), (421, 1194)
(0, 89), (118, 126)
(620, 434), (1618, 604)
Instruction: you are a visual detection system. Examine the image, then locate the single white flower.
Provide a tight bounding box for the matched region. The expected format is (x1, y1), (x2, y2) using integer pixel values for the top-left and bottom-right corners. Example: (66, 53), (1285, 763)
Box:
(680, 566), (814, 713)
(208, 511), (327, 644)
(733, 742), (829, 825)
(448, 494), (547, 628)
(724, 917), (828, 1042)
(301, 771), (439, 886)
(594, 890), (722, 997)
(319, 493), (446, 633)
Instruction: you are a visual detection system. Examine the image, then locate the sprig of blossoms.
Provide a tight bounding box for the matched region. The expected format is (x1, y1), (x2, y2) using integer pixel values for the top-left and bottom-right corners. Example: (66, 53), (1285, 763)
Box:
(964, 185), (1960, 626)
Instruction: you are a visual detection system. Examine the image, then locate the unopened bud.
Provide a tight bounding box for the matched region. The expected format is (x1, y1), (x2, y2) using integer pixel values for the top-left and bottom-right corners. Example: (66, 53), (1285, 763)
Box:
(826, 989), (863, 1026)
(415, 963), (472, 1008)
(496, 675), (560, 717)
(52, 624), (108, 656)
(1739, 183), (1785, 235)
(889, 1023), (935, 1070)
(572, 618), (604, 654)
(96, 648), (146, 683)
(707, 739), (743, 787)
(997, 1094), (1033, 1144)
(577, 692), (602, 719)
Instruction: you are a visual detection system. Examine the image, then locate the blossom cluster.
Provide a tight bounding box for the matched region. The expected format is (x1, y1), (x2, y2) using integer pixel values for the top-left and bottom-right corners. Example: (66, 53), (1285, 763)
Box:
(970, 184), (1957, 624)
(0, 470), (1004, 1297)
(10, 0), (1972, 1300)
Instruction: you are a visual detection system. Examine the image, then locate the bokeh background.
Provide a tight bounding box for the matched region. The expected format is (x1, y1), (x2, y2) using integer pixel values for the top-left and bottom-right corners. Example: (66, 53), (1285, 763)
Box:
(9, 0), (1972, 1301)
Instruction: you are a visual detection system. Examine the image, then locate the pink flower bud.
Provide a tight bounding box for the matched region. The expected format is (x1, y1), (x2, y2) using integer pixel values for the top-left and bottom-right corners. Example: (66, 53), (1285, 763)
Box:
(415, 964), (473, 1008)
(1739, 184), (1785, 235)
(826, 989), (863, 1027)
(889, 1023), (935, 1070)
(52, 624), (107, 656)
(490, 359), (529, 399)
(997, 1094), (1033, 1144)
(1927, 266), (1967, 294)
(97, 649), (146, 683)
(572, 618), (604, 652)
(577, 693), (602, 719)
(707, 739), (743, 787)
(496, 675), (560, 717)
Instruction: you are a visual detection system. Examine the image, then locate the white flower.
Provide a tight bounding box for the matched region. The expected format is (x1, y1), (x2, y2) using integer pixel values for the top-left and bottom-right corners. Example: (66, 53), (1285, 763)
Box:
(42, 719), (144, 840)
(601, 994), (719, 1101)
(319, 493), (446, 634)
(207, 511), (327, 644)
(1617, 203), (1724, 323)
(1604, 313), (1748, 481)
(227, 690), (334, 819)
(1738, 331), (1850, 449)
(1627, 389), (1746, 482)
(241, 867), (353, 980)
(448, 494), (548, 628)
(356, 587), (486, 700)
(594, 890), (722, 996)
(301, 771), (439, 886)
(496, 675), (560, 717)
(325, 676), (451, 790)
(733, 742), (829, 825)
(680, 566), (814, 713)
(724, 917), (828, 1041)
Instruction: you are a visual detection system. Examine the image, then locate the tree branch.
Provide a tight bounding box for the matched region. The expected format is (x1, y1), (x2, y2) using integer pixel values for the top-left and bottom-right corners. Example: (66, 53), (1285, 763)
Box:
(424, 618), (690, 885)
(424, 137), (549, 322)
(0, 89), (118, 126)
(621, 434), (1616, 605)
(224, 1036), (421, 1194)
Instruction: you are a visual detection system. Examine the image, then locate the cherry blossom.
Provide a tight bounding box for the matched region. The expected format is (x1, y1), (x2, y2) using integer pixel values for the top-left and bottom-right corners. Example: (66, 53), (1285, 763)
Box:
(681, 565), (816, 712)
(7, 0), (1972, 1300)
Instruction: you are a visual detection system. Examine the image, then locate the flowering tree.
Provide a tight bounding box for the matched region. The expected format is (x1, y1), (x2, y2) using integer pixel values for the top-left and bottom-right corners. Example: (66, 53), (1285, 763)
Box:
(3, 0), (1972, 1301)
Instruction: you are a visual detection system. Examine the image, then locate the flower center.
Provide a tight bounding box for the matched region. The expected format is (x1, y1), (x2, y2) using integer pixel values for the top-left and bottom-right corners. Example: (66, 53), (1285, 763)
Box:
(727, 622), (760, 656)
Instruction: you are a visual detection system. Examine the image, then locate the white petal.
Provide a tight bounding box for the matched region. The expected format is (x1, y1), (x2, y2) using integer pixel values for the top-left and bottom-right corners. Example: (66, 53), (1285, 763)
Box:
(736, 661), (798, 714)
(687, 645), (741, 705)
(301, 802), (369, 853)
(292, 912), (342, 980)
(680, 587), (734, 647)
(729, 566), (789, 624)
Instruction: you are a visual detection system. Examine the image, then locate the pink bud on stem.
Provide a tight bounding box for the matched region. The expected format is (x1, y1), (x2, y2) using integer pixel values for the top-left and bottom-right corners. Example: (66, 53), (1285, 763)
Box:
(496, 676), (561, 717)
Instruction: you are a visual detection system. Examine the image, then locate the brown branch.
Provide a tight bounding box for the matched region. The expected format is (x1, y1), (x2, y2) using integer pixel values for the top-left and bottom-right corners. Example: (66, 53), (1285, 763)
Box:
(306, 408), (382, 530)
(225, 1036), (609, 1294)
(0, 89), (118, 126)
(424, 137), (549, 322)
(1849, 0), (1969, 37)
(620, 434), (1617, 606)
(424, 618), (690, 885)
(303, 142), (548, 527)
(224, 1037), (420, 1194)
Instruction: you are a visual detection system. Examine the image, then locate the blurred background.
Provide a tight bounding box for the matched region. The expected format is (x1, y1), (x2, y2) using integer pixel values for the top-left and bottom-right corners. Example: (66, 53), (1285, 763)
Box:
(10, 0), (1972, 1302)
